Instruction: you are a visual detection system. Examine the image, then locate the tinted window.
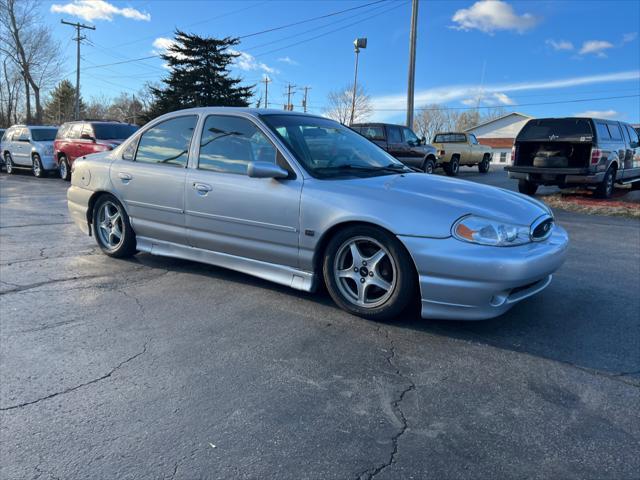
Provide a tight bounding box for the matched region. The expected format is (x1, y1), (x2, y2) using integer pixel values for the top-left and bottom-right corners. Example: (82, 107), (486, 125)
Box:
(358, 125), (385, 141)
(596, 122), (611, 141)
(14, 128), (27, 140)
(135, 115), (197, 167)
(607, 123), (622, 140)
(81, 124), (94, 138)
(434, 133), (465, 143)
(30, 128), (57, 141)
(402, 127), (419, 144)
(387, 126), (402, 143)
(57, 124), (70, 139)
(69, 124), (83, 139)
(626, 125), (639, 147)
(519, 119), (593, 140)
(198, 115), (276, 174)
(92, 123), (139, 140)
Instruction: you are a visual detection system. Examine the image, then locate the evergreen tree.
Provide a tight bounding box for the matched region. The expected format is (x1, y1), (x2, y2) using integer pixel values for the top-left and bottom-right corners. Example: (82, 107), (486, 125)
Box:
(43, 80), (83, 125)
(149, 31), (253, 117)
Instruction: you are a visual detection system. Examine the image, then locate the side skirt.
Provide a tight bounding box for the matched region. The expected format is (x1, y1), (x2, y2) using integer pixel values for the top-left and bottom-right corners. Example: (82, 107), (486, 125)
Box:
(136, 236), (317, 292)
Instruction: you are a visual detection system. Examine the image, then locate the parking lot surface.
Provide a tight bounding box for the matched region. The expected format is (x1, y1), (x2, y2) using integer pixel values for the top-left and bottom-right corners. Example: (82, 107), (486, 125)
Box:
(1, 170), (639, 479)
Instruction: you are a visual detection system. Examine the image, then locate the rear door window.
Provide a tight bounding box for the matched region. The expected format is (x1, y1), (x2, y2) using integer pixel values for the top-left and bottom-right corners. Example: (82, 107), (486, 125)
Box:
(596, 122), (611, 141)
(626, 125), (639, 148)
(135, 115), (197, 167)
(69, 124), (83, 139)
(359, 126), (385, 141)
(387, 126), (402, 144)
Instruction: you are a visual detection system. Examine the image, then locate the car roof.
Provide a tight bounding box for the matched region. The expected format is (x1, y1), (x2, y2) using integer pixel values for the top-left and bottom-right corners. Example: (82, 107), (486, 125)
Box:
(153, 106), (327, 121)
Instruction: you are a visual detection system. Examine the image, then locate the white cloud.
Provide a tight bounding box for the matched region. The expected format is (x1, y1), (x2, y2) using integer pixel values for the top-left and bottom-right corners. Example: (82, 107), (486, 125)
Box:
(50, 0), (150, 22)
(579, 40), (614, 57)
(622, 32), (638, 44)
(229, 49), (278, 74)
(451, 0), (539, 34)
(277, 56), (299, 66)
(573, 109), (619, 119)
(369, 70), (640, 121)
(546, 39), (574, 51)
(461, 92), (515, 106)
(151, 37), (186, 67)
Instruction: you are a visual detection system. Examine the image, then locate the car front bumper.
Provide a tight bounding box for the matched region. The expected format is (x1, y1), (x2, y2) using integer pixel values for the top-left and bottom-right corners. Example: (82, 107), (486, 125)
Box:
(399, 226), (569, 320)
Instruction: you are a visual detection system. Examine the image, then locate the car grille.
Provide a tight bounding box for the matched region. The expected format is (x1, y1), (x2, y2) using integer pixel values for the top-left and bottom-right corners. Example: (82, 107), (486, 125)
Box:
(530, 216), (554, 241)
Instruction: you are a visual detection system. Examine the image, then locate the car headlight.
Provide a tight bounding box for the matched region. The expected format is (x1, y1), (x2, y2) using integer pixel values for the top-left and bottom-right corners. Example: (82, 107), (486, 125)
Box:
(452, 215), (530, 246)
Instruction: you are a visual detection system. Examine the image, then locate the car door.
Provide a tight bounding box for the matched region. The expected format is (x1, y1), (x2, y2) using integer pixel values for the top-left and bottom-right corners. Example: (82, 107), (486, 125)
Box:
(468, 133), (484, 163)
(624, 124), (640, 177)
(66, 123), (84, 161)
(109, 114), (198, 245)
(14, 128), (31, 166)
(185, 113), (302, 268)
(400, 127), (424, 168)
(386, 125), (408, 162)
(606, 122), (626, 177)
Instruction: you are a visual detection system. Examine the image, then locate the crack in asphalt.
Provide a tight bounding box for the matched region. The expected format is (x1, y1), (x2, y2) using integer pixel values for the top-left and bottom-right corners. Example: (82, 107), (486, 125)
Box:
(0, 221), (74, 229)
(1, 249), (100, 267)
(0, 342), (148, 411)
(356, 327), (415, 480)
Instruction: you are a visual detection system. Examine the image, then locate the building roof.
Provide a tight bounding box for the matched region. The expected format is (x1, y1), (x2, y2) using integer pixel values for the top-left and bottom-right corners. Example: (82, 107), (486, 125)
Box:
(464, 112), (533, 132)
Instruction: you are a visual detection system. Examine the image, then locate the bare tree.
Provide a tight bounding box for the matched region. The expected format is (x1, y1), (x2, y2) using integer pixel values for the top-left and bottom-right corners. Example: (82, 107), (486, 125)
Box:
(324, 83), (372, 125)
(414, 105), (509, 141)
(0, 0), (63, 123)
(0, 57), (23, 127)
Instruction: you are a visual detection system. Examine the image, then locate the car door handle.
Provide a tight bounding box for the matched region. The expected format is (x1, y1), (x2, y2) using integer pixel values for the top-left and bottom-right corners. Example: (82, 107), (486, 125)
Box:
(193, 182), (213, 195)
(118, 172), (132, 183)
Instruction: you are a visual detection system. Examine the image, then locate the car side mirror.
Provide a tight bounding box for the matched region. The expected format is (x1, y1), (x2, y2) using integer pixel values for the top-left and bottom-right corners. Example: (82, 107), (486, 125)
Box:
(247, 161), (289, 179)
(81, 133), (95, 142)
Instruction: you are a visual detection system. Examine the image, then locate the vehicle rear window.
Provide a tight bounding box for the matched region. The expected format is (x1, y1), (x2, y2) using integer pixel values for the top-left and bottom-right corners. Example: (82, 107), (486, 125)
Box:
(92, 123), (139, 140)
(518, 119), (593, 141)
(358, 126), (385, 141)
(596, 122), (610, 140)
(30, 128), (58, 141)
(433, 133), (465, 143)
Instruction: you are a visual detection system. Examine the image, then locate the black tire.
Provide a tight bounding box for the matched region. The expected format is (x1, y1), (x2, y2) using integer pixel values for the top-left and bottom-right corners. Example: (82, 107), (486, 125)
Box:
(322, 224), (416, 321)
(32, 154), (44, 178)
(92, 194), (137, 258)
(478, 155), (490, 173)
(423, 157), (435, 174)
(59, 156), (71, 181)
(518, 180), (538, 195)
(594, 167), (616, 199)
(4, 153), (14, 174)
(444, 156), (460, 176)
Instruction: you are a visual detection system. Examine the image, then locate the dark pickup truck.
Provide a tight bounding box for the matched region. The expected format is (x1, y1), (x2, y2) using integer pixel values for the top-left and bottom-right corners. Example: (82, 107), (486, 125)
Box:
(351, 122), (439, 173)
(506, 117), (640, 198)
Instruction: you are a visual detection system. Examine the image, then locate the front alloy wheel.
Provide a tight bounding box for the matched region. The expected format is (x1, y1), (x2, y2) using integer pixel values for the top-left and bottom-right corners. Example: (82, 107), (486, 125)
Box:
(4, 154), (13, 174)
(323, 225), (416, 320)
(93, 195), (136, 258)
(59, 157), (70, 181)
(32, 154), (44, 178)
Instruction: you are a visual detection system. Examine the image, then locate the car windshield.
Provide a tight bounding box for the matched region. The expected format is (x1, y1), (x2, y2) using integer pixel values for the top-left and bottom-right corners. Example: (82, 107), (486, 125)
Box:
(92, 123), (139, 140)
(518, 119), (593, 140)
(30, 128), (58, 141)
(260, 114), (409, 178)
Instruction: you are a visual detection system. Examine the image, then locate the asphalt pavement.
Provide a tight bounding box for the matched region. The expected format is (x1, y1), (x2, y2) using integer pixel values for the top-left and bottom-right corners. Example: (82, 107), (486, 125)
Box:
(1, 169), (639, 479)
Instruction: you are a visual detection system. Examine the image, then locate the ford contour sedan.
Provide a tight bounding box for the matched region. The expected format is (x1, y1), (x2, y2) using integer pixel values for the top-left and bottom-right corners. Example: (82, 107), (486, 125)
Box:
(68, 108), (568, 321)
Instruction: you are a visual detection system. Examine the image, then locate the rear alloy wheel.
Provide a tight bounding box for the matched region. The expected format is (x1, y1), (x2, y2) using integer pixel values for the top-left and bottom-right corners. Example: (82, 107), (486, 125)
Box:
(518, 179), (538, 196)
(423, 158), (435, 174)
(478, 155), (490, 173)
(92, 194), (137, 258)
(4, 154), (13, 174)
(32, 154), (44, 178)
(445, 156), (460, 176)
(59, 156), (70, 181)
(595, 167), (616, 199)
(323, 225), (416, 320)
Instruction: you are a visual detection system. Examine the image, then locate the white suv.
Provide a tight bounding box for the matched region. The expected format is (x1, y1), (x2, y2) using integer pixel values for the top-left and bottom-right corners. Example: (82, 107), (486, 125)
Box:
(1, 125), (59, 177)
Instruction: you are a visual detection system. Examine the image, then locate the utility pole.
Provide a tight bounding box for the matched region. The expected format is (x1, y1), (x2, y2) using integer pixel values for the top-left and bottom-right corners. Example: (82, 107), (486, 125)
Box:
(350, 38), (367, 126)
(302, 86), (311, 113)
(132, 93), (137, 125)
(262, 76), (271, 108)
(406, 0), (419, 128)
(285, 83), (296, 111)
(61, 19), (95, 120)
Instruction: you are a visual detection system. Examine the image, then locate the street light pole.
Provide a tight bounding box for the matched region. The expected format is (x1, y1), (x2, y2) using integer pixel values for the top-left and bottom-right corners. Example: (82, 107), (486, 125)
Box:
(350, 37), (367, 126)
(406, 0), (419, 128)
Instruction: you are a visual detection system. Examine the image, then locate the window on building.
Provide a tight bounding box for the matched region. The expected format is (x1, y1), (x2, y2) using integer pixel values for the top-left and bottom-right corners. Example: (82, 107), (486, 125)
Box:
(500, 152), (507, 163)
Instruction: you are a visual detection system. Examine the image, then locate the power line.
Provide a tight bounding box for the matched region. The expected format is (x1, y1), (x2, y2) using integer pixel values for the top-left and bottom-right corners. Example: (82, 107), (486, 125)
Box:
(61, 19), (96, 120)
(238, 0), (387, 39)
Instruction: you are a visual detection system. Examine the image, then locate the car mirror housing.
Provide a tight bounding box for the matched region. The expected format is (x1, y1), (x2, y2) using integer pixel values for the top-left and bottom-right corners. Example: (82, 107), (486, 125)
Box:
(247, 161), (289, 179)
(81, 133), (95, 142)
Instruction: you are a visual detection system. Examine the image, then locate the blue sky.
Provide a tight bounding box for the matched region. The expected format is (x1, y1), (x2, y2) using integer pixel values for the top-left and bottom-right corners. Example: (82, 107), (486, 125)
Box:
(42, 0), (640, 124)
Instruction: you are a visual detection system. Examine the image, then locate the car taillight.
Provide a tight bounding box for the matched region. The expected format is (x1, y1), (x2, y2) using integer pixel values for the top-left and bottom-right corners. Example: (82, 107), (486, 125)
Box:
(511, 145), (516, 161)
(591, 148), (602, 164)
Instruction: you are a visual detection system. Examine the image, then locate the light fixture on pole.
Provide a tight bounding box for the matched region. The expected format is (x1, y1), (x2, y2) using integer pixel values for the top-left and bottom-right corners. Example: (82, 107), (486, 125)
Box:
(350, 37), (367, 126)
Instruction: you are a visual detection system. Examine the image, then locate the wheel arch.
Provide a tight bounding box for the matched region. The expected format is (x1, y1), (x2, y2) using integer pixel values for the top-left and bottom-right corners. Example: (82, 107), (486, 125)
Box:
(86, 190), (131, 228)
(312, 220), (419, 288)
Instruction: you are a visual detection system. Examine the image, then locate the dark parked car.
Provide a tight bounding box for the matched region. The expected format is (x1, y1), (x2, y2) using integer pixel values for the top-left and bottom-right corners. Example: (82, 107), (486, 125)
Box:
(54, 120), (139, 180)
(351, 122), (439, 173)
(506, 117), (640, 198)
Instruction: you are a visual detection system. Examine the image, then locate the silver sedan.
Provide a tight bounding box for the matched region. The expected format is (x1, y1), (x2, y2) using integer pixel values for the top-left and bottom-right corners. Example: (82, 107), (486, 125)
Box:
(68, 108), (568, 321)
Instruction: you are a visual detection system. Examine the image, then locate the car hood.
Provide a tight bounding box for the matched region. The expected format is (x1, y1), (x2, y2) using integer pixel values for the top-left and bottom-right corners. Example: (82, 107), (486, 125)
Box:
(305, 173), (551, 238)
